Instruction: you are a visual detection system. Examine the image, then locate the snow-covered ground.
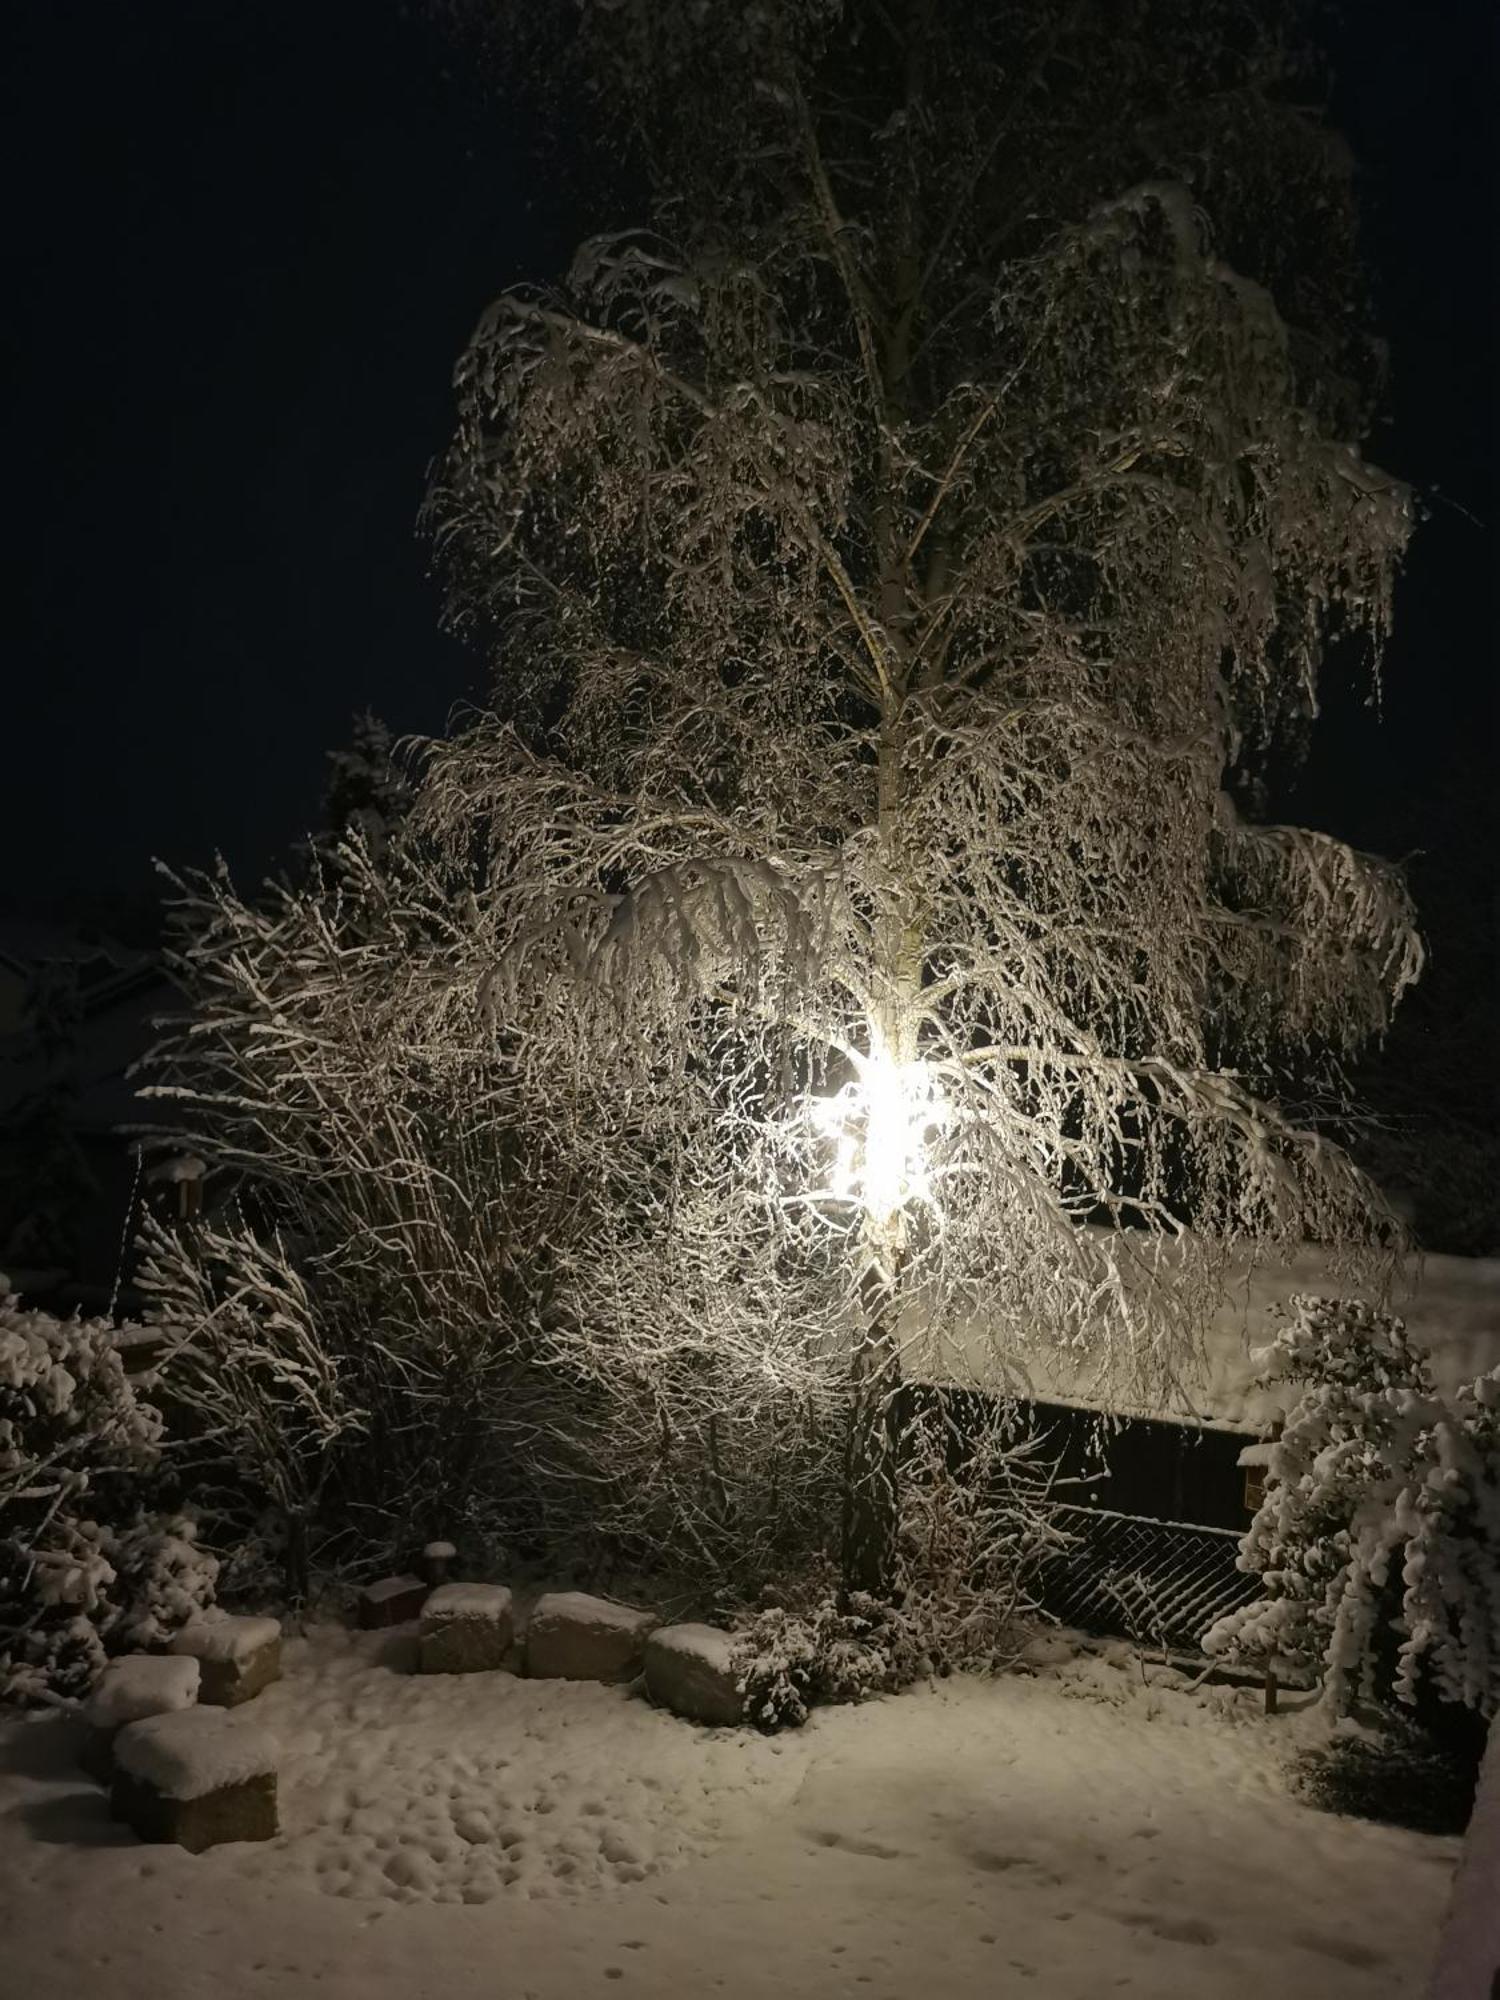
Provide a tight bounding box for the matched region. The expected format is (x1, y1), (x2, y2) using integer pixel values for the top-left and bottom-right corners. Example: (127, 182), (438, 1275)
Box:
(0, 1625), (1456, 1999)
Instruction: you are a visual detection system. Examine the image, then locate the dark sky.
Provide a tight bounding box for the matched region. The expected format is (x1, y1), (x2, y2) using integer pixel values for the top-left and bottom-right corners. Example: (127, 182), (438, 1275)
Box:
(5, 0), (579, 916)
(3, 0), (1493, 922)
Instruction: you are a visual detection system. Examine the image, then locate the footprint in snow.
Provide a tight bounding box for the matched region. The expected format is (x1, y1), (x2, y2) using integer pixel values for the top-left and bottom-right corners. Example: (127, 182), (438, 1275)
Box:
(1113, 1909), (1217, 1946)
(809, 1828), (906, 1860)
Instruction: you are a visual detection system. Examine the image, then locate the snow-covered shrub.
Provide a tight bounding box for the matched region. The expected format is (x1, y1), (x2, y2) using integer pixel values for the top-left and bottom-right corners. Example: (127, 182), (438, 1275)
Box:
(0, 1513), (218, 1704)
(732, 1593), (902, 1731)
(139, 834), (848, 1594)
(106, 1514), (219, 1650)
(0, 1276), (162, 1494)
(887, 1399), (1064, 1679)
(137, 838), (637, 1588)
(731, 1401), (1062, 1729)
(0, 1277), (217, 1702)
(733, 1606), (822, 1730)
(1204, 1296), (1500, 1717)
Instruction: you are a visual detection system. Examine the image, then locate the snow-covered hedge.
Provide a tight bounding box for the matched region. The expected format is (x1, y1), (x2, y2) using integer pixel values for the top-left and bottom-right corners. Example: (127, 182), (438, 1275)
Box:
(0, 1277), (217, 1703)
(1205, 1295), (1500, 1716)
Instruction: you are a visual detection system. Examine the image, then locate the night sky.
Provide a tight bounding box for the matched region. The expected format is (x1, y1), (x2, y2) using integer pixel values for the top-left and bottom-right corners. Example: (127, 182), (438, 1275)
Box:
(4, 1), (1493, 927)
(6, 0), (582, 916)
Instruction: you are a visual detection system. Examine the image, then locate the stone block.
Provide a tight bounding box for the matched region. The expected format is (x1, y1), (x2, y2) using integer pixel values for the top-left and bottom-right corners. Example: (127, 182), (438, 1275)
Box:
(112, 1767), (278, 1853)
(170, 1616), (282, 1706)
(113, 1708), (277, 1852)
(643, 1623), (745, 1727)
(357, 1574), (430, 1629)
(419, 1582), (514, 1675)
(526, 1591), (656, 1683)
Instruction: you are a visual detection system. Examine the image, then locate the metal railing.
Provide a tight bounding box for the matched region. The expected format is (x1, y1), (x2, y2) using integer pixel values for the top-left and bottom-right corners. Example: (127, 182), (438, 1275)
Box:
(1038, 1502), (1260, 1654)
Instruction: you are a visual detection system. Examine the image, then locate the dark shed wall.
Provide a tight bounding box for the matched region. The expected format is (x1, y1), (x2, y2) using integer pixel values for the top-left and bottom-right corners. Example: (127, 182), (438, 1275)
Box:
(1022, 1400), (1256, 1532)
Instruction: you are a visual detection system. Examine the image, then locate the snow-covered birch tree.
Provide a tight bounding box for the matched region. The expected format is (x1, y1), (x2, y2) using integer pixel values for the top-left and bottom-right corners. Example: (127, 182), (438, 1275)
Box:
(412, 0), (1423, 1597)
(413, 1), (1421, 1597)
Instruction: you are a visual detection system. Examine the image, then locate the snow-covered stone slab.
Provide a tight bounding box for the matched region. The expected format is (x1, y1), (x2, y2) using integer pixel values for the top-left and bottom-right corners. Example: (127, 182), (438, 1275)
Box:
(170, 1614), (282, 1706)
(526, 1591), (656, 1683)
(85, 1654), (201, 1730)
(643, 1623), (744, 1727)
(79, 1654), (200, 1784)
(419, 1583), (514, 1675)
(112, 1708), (277, 1852)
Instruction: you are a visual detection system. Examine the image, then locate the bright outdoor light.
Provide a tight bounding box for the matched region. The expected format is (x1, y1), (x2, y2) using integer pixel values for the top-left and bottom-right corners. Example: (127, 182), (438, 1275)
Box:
(809, 1044), (948, 1222)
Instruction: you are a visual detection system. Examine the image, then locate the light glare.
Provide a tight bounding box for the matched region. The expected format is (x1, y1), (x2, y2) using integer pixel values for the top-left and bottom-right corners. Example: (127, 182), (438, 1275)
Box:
(810, 1045), (947, 1222)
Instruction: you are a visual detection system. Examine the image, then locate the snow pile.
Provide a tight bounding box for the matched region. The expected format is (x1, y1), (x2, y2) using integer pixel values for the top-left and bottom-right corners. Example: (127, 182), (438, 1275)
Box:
(116, 1707), (276, 1799)
(83, 1654), (200, 1728)
(1431, 1714), (1500, 1998)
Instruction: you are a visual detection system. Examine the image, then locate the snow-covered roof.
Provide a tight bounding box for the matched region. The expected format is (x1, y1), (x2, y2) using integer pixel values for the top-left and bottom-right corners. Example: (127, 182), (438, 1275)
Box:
(927, 1244), (1500, 1434)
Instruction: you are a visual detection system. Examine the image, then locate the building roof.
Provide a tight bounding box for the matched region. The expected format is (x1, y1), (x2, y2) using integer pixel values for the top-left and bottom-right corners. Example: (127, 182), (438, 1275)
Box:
(918, 1241), (1500, 1434)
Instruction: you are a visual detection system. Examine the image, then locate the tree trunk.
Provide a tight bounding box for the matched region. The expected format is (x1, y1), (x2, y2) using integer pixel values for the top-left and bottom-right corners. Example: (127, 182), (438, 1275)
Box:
(283, 1508), (310, 1609)
(839, 1235), (904, 1603)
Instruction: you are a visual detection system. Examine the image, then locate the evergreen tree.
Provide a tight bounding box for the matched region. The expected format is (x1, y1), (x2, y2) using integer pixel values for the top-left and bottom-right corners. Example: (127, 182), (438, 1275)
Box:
(1206, 1296), (1500, 1717)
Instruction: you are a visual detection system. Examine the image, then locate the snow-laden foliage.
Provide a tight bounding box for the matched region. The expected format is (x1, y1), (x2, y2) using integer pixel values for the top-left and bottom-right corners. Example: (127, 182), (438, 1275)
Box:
(733, 1396), (1065, 1728)
(316, 710), (414, 860)
(418, 3), (1418, 1591)
(136, 842), (604, 1590)
(140, 825), (874, 1587)
(0, 1279), (162, 1518)
(0, 1277), (217, 1702)
(732, 1599), (893, 1732)
(147, 2), (1419, 1600)
(1205, 1296), (1500, 1717)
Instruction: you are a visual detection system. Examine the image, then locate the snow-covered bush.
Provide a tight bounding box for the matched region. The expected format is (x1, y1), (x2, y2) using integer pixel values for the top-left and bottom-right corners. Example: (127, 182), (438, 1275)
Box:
(733, 1594), (904, 1731)
(0, 1276), (160, 1490)
(137, 837), (665, 1587)
(1, 1513), (218, 1704)
(732, 1399), (1062, 1728)
(106, 1514), (220, 1650)
(139, 829), (860, 1594)
(0, 1277), (217, 1702)
(888, 1399), (1064, 1679)
(1204, 1296), (1500, 1717)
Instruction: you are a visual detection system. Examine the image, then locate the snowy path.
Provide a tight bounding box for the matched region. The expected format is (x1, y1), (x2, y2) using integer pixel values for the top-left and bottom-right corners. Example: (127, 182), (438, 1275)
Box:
(0, 1627), (1455, 1999)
